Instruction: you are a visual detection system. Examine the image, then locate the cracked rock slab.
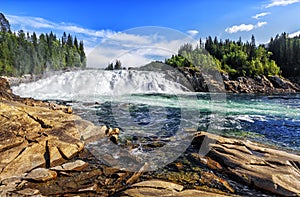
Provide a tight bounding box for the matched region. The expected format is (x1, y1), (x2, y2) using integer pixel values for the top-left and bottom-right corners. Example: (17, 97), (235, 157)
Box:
(194, 132), (300, 196)
(24, 168), (57, 182)
(122, 180), (231, 197)
(50, 160), (88, 172)
(0, 79), (106, 184)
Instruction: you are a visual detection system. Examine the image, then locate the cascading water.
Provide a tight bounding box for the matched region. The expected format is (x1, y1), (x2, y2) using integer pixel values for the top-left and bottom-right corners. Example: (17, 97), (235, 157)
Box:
(12, 70), (190, 101)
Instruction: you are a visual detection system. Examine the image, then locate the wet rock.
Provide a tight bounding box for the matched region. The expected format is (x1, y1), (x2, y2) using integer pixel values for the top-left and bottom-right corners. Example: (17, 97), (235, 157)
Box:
(190, 153), (223, 171)
(106, 127), (120, 144)
(24, 168), (57, 182)
(194, 132), (300, 196)
(125, 163), (149, 185)
(80, 124), (107, 143)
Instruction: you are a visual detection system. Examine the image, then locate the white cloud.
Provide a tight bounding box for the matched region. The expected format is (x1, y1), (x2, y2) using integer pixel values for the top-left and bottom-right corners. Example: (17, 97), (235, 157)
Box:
(265, 0), (300, 8)
(6, 14), (197, 68)
(7, 15), (54, 29)
(6, 14), (116, 38)
(252, 12), (271, 20)
(87, 27), (197, 68)
(187, 30), (199, 37)
(289, 30), (300, 37)
(257, 21), (268, 27)
(225, 21), (268, 34)
(225, 24), (255, 34)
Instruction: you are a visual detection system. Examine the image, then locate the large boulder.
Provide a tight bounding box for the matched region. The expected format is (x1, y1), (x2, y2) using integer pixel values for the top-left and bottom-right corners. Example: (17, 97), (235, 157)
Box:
(193, 132), (300, 196)
(121, 180), (231, 197)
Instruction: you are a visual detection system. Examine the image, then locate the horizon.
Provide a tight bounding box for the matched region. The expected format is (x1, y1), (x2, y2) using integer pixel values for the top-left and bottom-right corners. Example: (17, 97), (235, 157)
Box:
(2, 0), (300, 68)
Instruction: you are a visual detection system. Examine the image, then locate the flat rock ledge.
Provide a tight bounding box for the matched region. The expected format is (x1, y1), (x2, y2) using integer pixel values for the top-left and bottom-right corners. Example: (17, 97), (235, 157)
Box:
(0, 77), (106, 196)
(193, 132), (300, 196)
(121, 180), (231, 197)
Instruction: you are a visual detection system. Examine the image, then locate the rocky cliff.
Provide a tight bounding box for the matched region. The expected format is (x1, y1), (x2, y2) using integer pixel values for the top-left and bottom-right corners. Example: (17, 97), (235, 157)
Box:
(179, 67), (300, 93)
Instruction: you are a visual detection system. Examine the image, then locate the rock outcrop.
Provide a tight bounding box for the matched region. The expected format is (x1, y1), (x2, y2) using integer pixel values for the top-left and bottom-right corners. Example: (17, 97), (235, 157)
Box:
(1, 74), (42, 86)
(224, 75), (300, 94)
(192, 132), (300, 196)
(121, 180), (231, 197)
(178, 67), (300, 93)
(0, 77), (107, 195)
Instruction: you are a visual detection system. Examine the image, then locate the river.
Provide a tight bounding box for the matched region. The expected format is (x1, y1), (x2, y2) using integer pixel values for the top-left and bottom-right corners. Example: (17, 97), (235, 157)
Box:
(12, 69), (300, 153)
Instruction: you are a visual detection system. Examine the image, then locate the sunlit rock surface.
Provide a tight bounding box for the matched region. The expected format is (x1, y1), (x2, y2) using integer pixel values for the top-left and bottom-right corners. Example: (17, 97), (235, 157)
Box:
(193, 132), (300, 196)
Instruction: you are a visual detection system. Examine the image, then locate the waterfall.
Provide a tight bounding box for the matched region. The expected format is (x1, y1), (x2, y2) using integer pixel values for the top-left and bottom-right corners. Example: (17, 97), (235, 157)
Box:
(12, 70), (191, 101)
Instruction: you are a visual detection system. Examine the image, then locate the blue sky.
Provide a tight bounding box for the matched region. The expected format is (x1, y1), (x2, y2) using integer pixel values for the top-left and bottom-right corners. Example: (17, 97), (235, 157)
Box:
(2, 0), (300, 67)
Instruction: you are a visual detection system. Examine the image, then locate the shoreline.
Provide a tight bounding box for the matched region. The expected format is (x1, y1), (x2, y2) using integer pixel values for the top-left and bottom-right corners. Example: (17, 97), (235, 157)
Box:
(1, 77), (300, 196)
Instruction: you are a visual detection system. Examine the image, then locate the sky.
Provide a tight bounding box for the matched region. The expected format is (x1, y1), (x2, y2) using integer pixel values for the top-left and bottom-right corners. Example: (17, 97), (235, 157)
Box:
(2, 0), (300, 68)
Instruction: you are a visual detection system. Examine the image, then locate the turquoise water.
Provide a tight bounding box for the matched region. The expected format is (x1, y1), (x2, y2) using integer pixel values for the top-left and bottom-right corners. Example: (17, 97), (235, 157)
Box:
(12, 70), (300, 151)
(71, 93), (299, 151)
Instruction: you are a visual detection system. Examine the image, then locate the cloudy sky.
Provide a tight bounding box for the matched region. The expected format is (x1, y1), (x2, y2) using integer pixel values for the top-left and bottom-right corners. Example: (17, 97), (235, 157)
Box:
(2, 0), (300, 68)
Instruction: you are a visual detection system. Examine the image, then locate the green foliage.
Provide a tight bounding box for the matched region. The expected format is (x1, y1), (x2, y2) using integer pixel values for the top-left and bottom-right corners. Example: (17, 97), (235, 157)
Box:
(268, 33), (300, 77)
(165, 35), (282, 78)
(0, 30), (86, 76)
(114, 60), (122, 70)
(0, 13), (86, 76)
(165, 43), (221, 73)
(204, 35), (281, 77)
(105, 59), (123, 70)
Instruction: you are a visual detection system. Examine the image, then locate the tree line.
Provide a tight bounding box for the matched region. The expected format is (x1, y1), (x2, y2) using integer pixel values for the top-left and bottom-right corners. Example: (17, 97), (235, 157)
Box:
(165, 33), (300, 80)
(268, 33), (300, 77)
(0, 13), (86, 77)
(166, 35), (282, 78)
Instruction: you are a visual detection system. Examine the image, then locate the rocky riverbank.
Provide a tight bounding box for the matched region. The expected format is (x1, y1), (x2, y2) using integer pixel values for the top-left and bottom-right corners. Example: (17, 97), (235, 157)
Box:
(1, 74), (43, 87)
(1, 68), (80, 87)
(178, 67), (300, 94)
(1, 77), (300, 196)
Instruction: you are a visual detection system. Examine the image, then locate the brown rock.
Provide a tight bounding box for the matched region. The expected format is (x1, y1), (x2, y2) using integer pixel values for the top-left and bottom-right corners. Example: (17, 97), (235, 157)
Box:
(80, 124), (107, 143)
(223, 75), (299, 94)
(106, 127), (120, 144)
(15, 188), (41, 196)
(122, 180), (231, 197)
(132, 180), (184, 192)
(194, 132), (300, 196)
(78, 183), (98, 192)
(24, 168), (57, 182)
(190, 153), (223, 171)
(0, 140), (47, 181)
(0, 77), (109, 195)
(51, 160), (88, 172)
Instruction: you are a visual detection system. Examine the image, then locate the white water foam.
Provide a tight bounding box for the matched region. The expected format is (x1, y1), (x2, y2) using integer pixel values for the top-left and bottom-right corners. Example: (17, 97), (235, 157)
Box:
(12, 70), (191, 101)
